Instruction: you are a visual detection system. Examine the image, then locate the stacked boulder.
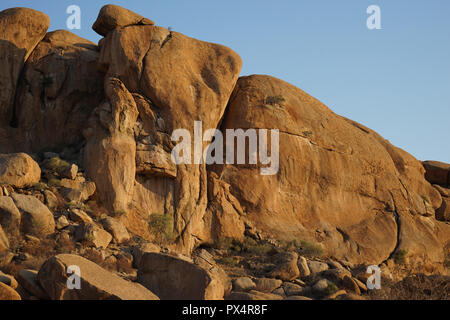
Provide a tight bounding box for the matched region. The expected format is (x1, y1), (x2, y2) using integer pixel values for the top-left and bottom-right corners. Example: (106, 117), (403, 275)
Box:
(423, 161), (450, 221)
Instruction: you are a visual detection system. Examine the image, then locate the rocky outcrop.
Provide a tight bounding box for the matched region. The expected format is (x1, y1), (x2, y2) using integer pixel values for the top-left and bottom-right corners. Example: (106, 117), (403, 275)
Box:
(93, 11), (242, 253)
(0, 153), (41, 188)
(93, 4), (154, 37)
(137, 252), (228, 300)
(38, 254), (159, 300)
(0, 5), (447, 301)
(10, 30), (104, 153)
(84, 77), (138, 213)
(0, 8), (49, 127)
(210, 75), (450, 268)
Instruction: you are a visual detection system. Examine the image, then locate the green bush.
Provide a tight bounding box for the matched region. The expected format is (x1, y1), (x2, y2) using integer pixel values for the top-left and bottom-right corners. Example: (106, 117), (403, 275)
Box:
(325, 282), (339, 295)
(148, 213), (174, 245)
(48, 178), (62, 187)
(33, 182), (47, 191)
(46, 157), (70, 173)
(393, 249), (408, 265)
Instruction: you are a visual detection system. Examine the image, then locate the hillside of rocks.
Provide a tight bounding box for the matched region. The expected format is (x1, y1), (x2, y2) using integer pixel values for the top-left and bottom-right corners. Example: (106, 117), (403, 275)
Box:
(0, 5), (449, 300)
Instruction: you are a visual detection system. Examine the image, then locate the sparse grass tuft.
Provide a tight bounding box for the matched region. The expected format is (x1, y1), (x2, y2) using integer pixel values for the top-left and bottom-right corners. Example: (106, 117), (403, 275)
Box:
(241, 237), (273, 255)
(282, 239), (324, 257)
(64, 201), (91, 212)
(421, 195), (430, 204)
(213, 237), (274, 255)
(32, 182), (47, 191)
(111, 209), (127, 218)
(264, 95), (286, 106)
(217, 256), (240, 267)
(48, 178), (62, 187)
(445, 253), (450, 269)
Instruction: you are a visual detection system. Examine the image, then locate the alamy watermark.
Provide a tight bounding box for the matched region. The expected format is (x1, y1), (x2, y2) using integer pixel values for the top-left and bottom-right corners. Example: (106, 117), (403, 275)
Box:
(366, 265), (381, 289)
(170, 121), (280, 175)
(66, 5), (81, 30)
(367, 5), (382, 30)
(66, 265), (81, 290)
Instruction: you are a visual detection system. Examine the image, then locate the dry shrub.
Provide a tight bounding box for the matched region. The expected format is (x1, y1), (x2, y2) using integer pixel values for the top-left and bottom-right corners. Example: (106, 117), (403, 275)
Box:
(366, 274), (450, 300)
(85, 200), (109, 219)
(81, 248), (104, 265)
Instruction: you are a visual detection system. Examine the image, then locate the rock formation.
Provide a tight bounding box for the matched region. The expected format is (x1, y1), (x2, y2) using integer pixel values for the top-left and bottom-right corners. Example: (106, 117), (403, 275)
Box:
(0, 8), (49, 128)
(0, 4), (448, 301)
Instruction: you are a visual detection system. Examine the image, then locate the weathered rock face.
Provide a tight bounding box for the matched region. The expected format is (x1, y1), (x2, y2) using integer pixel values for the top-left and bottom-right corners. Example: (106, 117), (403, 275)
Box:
(137, 252), (227, 300)
(38, 254), (159, 300)
(93, 11), (242, 252)
(423, 161), (450, 186)
(433, 185), (450, 222)
(84, 77), (138, 213)
(210, 75), (450, 267)
(0, 153), (41, 188)
(8, 30), (104, 154)
(0, 7), (49, 127)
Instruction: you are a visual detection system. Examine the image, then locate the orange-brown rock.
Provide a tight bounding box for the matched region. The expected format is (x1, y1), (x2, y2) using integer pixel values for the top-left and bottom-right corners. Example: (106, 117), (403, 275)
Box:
(0, 153), (41, 188)
(10, 30), (103, 153)
(96, 20), (242, 252)
(38, 254), (159, 300)
(93, 4), (154, 37)
(0, 224), (9, 252)
(84, 77), (138, 213)
(137, 252), (228, 300)
(210, 75), (450, 267)
(0, 8), (49, 127)
(0, 282), (21, 300)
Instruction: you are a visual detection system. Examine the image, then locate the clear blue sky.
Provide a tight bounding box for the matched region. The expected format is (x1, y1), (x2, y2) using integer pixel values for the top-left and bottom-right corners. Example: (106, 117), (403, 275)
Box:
(2, 0), (450, 162)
